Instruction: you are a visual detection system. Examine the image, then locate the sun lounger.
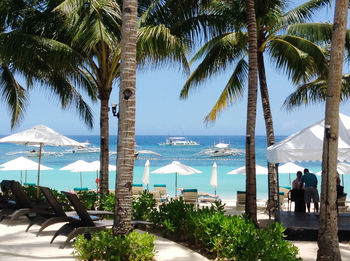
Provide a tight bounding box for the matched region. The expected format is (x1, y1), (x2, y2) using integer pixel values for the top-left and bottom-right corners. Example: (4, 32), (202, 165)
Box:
(337, 193), (348, 213)
(181, 189), (199, 209)
(132, 184), (143, 197)
(236, 191), (246, 210)
(0, 180), (54, 225)
(50, 191), (113, 249)
(154, 184), (169, 202)
(29, 186), (112, 236)
(198, 193), (220, 203)
(279, 186), (291, 211)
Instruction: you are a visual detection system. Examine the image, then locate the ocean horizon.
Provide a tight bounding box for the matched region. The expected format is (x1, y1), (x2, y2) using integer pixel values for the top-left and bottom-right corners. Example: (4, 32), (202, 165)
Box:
(0, 135), (339, 200)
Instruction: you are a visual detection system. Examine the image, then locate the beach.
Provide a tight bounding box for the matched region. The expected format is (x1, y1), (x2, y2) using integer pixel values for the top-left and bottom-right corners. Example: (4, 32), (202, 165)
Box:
(1, 203), (350, 261)
(0, 135), (332, 200)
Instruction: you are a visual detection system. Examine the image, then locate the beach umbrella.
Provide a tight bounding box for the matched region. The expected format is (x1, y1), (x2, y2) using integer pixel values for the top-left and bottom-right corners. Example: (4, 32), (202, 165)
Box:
(60, 160), (92, 188)
(316, 162), (350, 186)
(0, 156), (52, 184)
(210, 162), (218, 195)
(71, 160), (116, 191)
(278, 162), (305, 186)
(0, 125), (85, 196)
(227, 164), (268, 175)
(142, 160), (150, 190)
(152, 161), (202, 196)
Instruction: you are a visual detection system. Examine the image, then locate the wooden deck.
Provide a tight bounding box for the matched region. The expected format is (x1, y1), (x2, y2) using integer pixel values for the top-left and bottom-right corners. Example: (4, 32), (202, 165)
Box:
(277, 211), (350, 240)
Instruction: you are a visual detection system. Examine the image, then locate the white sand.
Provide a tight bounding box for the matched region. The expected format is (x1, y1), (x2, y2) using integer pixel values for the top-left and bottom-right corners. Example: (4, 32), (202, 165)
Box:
(1, 209), (350, 260)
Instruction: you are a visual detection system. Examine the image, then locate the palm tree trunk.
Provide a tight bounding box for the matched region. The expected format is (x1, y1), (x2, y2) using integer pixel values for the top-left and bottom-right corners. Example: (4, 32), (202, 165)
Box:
(99, 96), (110, 194)
(113, 0), (137, 236)
(257, 50), (277, 216)
(317, 0), (348, 260)
(245, 0), (258, 225)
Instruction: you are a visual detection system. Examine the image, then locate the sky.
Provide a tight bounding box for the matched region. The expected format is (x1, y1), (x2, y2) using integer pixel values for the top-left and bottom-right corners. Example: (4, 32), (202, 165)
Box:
(0, 1), (349, 136)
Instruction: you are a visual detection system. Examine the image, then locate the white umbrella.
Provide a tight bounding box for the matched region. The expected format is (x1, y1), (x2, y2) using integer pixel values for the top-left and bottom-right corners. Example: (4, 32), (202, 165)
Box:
(0, 125), (85, 193)
(142, 160), (150, 189)
(278, 162), (305, 186)
(0, 156), (52, 184)
(60, 160), (92, 188)
(316, 162), (350, 185)
(227, 164), (268, 175)
(72, 160), (116, 191)
(152, 161), (202, 196)
(210, 162), (218, 195)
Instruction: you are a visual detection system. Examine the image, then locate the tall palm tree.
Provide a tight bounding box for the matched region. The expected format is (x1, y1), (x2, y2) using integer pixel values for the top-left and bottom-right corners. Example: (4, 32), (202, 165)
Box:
(52, 0), (123, 194)
(245, 0), (258, 224)
(317, 0), (348, 259)
(0, 0), (96, 129)
(113, 0), (138, 236)
(180, 0), (330, 213)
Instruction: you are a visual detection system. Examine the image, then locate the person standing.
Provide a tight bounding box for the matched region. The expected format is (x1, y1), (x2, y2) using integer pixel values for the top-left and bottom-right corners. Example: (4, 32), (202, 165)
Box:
(292, 171), (306, 212)
(300, 168), (319, 215)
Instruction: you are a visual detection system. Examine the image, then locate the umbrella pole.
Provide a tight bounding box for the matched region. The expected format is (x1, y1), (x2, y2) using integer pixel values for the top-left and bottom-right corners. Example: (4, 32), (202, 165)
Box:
(342, 174), (344, 187)
(25, 170), (27, 183)
(214, 189), (216, 196)
(36, 143), (43, 199)
(175, 173), (178, 197)
(20, 170), (22, 185)
(80, 172), (83, 188)
(289, 173), (291, 186)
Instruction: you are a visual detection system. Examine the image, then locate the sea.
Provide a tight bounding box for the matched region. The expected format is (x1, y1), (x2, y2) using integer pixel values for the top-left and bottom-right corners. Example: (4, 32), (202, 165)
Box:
(0, 135), (338, 200)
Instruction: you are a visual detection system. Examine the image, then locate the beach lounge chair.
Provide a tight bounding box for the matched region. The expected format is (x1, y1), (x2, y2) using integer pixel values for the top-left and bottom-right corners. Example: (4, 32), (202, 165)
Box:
(132, 184), (143, 197)
(154, 184), (169, 202)
(0, 180), (54, 225)
(181, 189), (199, 209)
(337, 193), (348, 213)
(198, 192), (220, 203)
(279, 186), (291, 211)
(50, 191), (113, 249)
(29, 186), (113, 236)
(236, 191), (246, 210)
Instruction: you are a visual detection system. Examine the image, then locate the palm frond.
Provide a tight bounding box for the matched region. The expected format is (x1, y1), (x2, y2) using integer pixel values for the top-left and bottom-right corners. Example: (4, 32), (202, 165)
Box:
(0, 65), (27, 129)
(137, 25), (189, 72)
(282, 0), (331, 25)
(283, 74), (350, 110)
(204, 58), (248, 123)
(268, 35), (327, 83)
(287, 23), (333, 44)
(180, 32), (247, 99)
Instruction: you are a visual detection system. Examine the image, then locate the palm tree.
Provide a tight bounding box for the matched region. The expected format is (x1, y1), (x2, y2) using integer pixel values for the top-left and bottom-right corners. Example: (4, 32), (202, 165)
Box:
(281, 23), (350, 109)
(317, 0), (348, 259)
(113, 0), (138, 235)
(180, 0), (330, 214)
(0, 0), (96, 129)
(245, 0), (258, 224)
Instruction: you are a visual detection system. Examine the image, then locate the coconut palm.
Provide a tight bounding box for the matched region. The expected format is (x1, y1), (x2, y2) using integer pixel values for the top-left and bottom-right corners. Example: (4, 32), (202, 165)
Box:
(245, 0), (259, 224)
(318, 0), (348, 259)
(113, 0), (138, 235)
(180, 0), (330, 214)
(0, 0), (96, 129)
(282, 23), (350, 109)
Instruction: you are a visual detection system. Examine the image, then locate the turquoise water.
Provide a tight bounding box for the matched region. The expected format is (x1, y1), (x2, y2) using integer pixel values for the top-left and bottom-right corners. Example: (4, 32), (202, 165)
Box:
(0, 135), (333, 199)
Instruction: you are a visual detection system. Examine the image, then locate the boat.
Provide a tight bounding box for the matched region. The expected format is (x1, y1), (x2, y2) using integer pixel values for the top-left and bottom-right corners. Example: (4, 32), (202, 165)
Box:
(27, 149), (64, 157)
(198, 142), (244, 157)
(159, 137), (199, 146)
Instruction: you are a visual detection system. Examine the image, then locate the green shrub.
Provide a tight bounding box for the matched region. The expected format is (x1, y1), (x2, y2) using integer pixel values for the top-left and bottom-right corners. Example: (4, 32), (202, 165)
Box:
(100, 193), (116, 212)
(75, 191), (98, 210)
(150, 199), (300, 260)
(73, 229), (155, 261)
(132, 191), (156, 221)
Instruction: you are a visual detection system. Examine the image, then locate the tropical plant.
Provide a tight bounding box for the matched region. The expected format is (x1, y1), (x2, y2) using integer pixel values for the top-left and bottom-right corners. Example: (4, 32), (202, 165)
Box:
(244, 0), (259, 224)
(317, 0), (348, 259)
(180, 0), (331, 215)
(0, 0), (96, 129)
(73, 229), (155, 260)
(113, 0), (138, 235)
